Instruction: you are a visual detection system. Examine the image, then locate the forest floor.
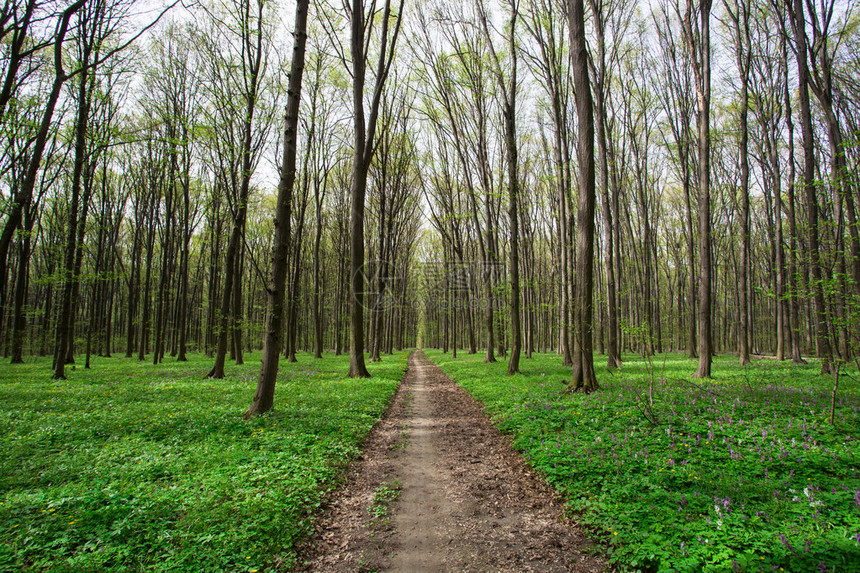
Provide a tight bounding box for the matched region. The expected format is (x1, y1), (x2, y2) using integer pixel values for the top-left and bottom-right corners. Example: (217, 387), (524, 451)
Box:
(427, 350), (860, 571)
(0, 351), (410, 571)
(297, 350), (606, 572)
(6, 349), (857, 571)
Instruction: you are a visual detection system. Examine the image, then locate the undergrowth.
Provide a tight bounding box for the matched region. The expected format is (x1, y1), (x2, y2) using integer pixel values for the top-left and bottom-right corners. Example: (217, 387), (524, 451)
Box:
(0, 350), (408, 572)
(426, 349), (860, 572)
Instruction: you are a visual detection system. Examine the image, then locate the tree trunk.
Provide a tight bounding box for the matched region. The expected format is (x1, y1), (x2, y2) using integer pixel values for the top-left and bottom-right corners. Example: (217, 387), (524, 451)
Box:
(10, 205), (33, 364)
(231, 236), (245, 365)
(53, 38), (93, 379)
(687, 0), (713, 379)
(153, 182), (173, 365)
(126, 222), (140, 358)
(501, 69), (521, 374)
(313, 175), (324, 358)
(792, 0), (833, 374)
(347, 0), (403, 377)
(567, 0), (597, 392)
(176, 171), (191, 361)
(730, 0), (752, 365)
(245, 0), (308, 417)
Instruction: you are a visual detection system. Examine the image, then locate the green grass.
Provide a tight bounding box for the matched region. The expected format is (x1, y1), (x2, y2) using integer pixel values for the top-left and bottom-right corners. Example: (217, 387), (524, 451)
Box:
(425, 349), (860, 572)
(0, 350), (409, 572)
(369, 479), (401, 521)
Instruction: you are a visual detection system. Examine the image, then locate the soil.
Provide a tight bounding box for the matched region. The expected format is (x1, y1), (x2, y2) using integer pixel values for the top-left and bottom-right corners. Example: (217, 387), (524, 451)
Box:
(295, 350), (608, 572)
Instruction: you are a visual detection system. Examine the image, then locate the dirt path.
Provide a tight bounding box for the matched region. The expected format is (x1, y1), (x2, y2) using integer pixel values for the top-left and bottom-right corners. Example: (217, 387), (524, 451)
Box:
(297, 350), (606, 572)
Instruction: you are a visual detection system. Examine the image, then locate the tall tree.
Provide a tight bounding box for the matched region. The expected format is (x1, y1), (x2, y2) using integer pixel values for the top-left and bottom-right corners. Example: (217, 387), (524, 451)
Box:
(203, 0), (272, 378)
(655, 3), (698, 359)
(586, 0), (631, 369)
(804, 0), (860, 360)
(567, 0), (598, 391)
(476, 0), (521, 374)
(54, 0), (105, 379)
(725, 0), (752, 365)
(789, 0), (834, 373)
(1, 0), (85, 368)
(681, 0), (713, 378)
(521, 0), (574, 365)
(345, 0), (405, 378)
(245, 0), (310, 417)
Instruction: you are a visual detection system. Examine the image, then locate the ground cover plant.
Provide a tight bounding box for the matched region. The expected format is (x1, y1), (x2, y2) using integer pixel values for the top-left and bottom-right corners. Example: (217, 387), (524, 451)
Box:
(426, 349), (860, 572)
(0, 351), (409, 572)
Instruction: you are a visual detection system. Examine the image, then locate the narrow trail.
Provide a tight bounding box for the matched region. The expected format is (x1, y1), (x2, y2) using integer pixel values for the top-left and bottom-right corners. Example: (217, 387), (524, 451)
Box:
(297, 350), (606, 572)
(387, 354), (453, 572)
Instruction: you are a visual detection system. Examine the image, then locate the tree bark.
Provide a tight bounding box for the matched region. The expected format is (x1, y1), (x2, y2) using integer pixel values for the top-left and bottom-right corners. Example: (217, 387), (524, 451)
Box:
(54, 23), (93, 379)
(347, 0), (403, 377)
(245, 0), (308, 417)
(685, 0), (713, 379)
(10, 205), (34, 364)
(792, 0), (833, 374)
(567, 0), (597, 392)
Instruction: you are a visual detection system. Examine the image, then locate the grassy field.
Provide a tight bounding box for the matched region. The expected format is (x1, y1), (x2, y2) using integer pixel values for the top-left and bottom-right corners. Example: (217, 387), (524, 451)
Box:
(0, 350), (409, 572)
(426, 349), (860, 572)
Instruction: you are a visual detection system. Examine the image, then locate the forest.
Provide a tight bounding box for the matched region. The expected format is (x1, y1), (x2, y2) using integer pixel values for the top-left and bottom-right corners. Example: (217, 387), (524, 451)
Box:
(0, 0), (857, 390)
(1, 0), (859, 569)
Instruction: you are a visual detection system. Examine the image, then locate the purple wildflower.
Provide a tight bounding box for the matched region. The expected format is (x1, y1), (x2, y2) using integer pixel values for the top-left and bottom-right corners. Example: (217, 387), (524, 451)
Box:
(779, 533), (795, 554)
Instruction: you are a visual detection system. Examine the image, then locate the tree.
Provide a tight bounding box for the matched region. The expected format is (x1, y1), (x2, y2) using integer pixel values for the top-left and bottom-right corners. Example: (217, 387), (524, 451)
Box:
(789, 0), (834, 374)
(2, 0), (85, 372)
(476, 0), (522, 374)
(654, 2), (698, 359)
(725, 0), (752, 365)
(245, 0), (310, 418)
(681, 0), (713, 378)
(305, 49), (339, 360)
(368, 86), (417, 362)
(776, 9), (806, 364)
(618, 40), (660, 357)
(803, 0), (860, 360)
(344, 0), (405, 378)
(567, 0), (597, 391)
(54, 0), (111, 379)
(202, 0), (274, 378)
(587, 0), (632, 369)
(521, 0), (574, 365)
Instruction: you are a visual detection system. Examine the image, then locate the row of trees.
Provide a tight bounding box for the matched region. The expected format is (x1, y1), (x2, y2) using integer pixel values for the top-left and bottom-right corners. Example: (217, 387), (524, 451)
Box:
(0, 0), (857, 412)
(0, 0), (421, 392)
(417, 0), (859, 385)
